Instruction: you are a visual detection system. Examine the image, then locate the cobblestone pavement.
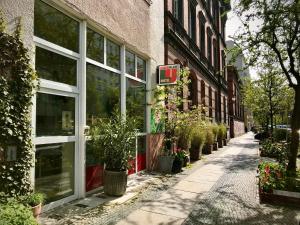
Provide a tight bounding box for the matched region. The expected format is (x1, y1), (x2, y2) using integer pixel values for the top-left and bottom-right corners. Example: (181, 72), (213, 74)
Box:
(183, 133), (300, 225)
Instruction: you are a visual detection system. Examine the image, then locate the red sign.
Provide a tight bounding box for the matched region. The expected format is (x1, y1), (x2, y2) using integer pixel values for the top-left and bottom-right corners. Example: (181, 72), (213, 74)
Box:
(158, 64), (180, 85)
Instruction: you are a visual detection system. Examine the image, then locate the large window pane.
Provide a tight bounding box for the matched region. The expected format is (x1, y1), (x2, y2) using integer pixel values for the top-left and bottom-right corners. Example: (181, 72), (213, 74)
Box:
(34, 0), (79, 52)
(125, 51), (135, 75)
(86, 64), (120, 125)
(35, 142), (74, 203)
(136, 57), (146, 81)
(126, 78), (146, 132)
(36, 93), (75, 136)
(106, 39), (120, 70)
(35, 47), (77, 85)
(87, 28), (104, 63)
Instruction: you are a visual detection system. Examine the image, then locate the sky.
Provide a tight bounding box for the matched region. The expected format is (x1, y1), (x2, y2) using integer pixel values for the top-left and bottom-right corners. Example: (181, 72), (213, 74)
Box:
(225, 0), (258, 79)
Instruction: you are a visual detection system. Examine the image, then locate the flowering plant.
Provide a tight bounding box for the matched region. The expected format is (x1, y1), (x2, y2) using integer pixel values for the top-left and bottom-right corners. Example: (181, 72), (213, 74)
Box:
(258, 161), (285, 193)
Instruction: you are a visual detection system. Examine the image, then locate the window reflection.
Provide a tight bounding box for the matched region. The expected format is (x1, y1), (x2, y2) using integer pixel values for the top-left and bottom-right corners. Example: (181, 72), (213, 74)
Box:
(126, 78), (146, 132)
(126, 50), (135, 75)
(137, 57), (146, 80)
(87, 28), (104, 63)
(34, 0), (79, 52)
(86, 63), (120, 125)
(106, 39), (120, 70)
(35, 47), (77, 86)
(36, 93), (75, 136)
(35, 142), (74, 203)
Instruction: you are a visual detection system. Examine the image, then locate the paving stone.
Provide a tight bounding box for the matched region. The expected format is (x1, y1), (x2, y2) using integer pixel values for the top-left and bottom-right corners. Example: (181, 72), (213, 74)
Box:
(115, 209), (185, 225)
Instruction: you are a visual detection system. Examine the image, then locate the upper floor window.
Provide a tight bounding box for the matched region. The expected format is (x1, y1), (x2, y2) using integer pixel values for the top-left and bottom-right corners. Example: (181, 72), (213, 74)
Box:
(34, 0), (79, 52)
(199, 12), (206, 56)
(213, 39), (218, 69)
(207, 0), (211, 15)
(188, 0), (197, 41)
(207, 28), (212, 64)
(173, 0), (183, 24)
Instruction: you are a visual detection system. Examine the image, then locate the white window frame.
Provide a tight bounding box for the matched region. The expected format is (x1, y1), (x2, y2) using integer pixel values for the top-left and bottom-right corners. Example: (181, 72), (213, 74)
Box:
(32, 1), (150, 210)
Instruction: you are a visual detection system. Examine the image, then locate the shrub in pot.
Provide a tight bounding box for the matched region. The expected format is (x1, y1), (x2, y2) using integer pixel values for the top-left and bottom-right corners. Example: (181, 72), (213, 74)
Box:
(90, 112), (137, 196)
(217, 124), (227, 148)
(172, 149), (186, 173)
(211, 123), (219, 150)
(0, 201), (38, 225)
(203, 125), (214, 154)
(158, 142), (175, 173)
(23, 192), (45, 218)
(190, 121), (206, 160)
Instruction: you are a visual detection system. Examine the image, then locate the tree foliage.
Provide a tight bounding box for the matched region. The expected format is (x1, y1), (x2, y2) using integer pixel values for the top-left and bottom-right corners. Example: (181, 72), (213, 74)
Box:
(231, 0), (300, 173)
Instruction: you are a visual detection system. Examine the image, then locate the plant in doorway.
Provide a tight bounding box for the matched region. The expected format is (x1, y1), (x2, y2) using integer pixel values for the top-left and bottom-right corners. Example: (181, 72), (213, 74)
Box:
(90, 111), (137, 196)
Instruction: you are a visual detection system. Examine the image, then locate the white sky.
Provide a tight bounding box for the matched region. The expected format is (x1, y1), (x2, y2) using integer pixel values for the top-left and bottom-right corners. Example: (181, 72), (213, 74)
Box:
(225, 0), (258, 79)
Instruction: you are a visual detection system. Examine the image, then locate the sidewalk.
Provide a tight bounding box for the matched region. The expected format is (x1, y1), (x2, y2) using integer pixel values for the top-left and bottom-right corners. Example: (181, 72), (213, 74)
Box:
(40, 133), (300, 225)
(116, 133), (300, 225)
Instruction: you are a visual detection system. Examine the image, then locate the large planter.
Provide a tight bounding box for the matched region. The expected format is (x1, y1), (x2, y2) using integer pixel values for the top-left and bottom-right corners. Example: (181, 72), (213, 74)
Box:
(223, 139), (227, 146)
(190, 144), (203, 161)
(104, 169), (127, 196)
(218, 138), (223, 148)
(213, 142), (218, 151)
(172, 158), (183, 173)
(183, 155), (190, 167)
(259, 189), (300, 208)
(203, 144), (213, 154)
(31, 203), (42, 218)
(158, 155), (174, 173)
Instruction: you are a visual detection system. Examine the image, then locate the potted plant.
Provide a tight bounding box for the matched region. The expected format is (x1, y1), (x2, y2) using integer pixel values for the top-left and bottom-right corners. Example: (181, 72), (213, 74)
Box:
(172, 149), (186, 173)
(217, 124), (224, 148)
(190, 121), (206, 160)
(219, 123), (227, 146)
(90, 112), (137, 196)
(203, 125), (214, 154)
(212, 123), (219, 150)
(23, 192), (45, 218)
(158, 141), (175, 173)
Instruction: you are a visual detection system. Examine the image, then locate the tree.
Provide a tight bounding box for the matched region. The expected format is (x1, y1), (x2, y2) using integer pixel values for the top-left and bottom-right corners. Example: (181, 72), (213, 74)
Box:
(242, 62), (293, 135)
(231, 0), (300, 174)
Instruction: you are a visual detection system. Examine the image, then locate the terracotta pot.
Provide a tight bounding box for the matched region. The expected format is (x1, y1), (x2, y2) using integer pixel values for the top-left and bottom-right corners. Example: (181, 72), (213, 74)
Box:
(31, 203), (42, 218)
(104, 169), (127, 196)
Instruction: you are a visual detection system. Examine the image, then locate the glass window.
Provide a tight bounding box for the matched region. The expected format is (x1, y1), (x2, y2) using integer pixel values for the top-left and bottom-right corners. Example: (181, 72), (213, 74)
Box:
(34, 0), (79, 52)
(106, 39), (120, 70)
(36, 93), (75, 136)
(126, 78), (146, 132)
(86, 63), (120, 125)
(87, 28), (104, 63)
(136, 57), (146, 81)
(35, 47), (77, 86)
(126, 51), (135, 76)
(35, 142), (74, 203)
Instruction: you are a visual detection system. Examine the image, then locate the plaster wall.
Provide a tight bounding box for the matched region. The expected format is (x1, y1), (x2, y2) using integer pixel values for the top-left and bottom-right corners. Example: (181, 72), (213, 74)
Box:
(0, 0), (34, 53)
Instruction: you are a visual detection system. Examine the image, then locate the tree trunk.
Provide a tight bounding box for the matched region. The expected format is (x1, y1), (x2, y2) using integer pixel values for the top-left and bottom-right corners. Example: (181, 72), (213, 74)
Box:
(287, 85), (300, 174)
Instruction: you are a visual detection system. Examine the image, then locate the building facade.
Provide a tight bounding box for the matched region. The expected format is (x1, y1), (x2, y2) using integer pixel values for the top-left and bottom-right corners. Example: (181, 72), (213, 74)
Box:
(0, 0), (164, 209)
(0, 0), (233, 209)
(227, 65), (245, 137)
(226, 40), (253, 134)
(164, 0), (230, 124)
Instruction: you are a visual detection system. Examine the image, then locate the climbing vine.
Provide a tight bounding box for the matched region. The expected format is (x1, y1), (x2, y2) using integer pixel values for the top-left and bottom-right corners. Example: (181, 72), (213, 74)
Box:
(0, 16), (38, 198)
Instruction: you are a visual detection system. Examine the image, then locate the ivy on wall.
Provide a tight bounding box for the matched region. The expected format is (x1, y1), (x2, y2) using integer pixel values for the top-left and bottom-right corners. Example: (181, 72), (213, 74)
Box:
(0, 16), (38, 197)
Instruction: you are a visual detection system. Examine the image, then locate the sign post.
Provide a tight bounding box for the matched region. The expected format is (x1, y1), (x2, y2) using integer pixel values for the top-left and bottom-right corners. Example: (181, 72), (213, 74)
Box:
(158, 64), (180, 85)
